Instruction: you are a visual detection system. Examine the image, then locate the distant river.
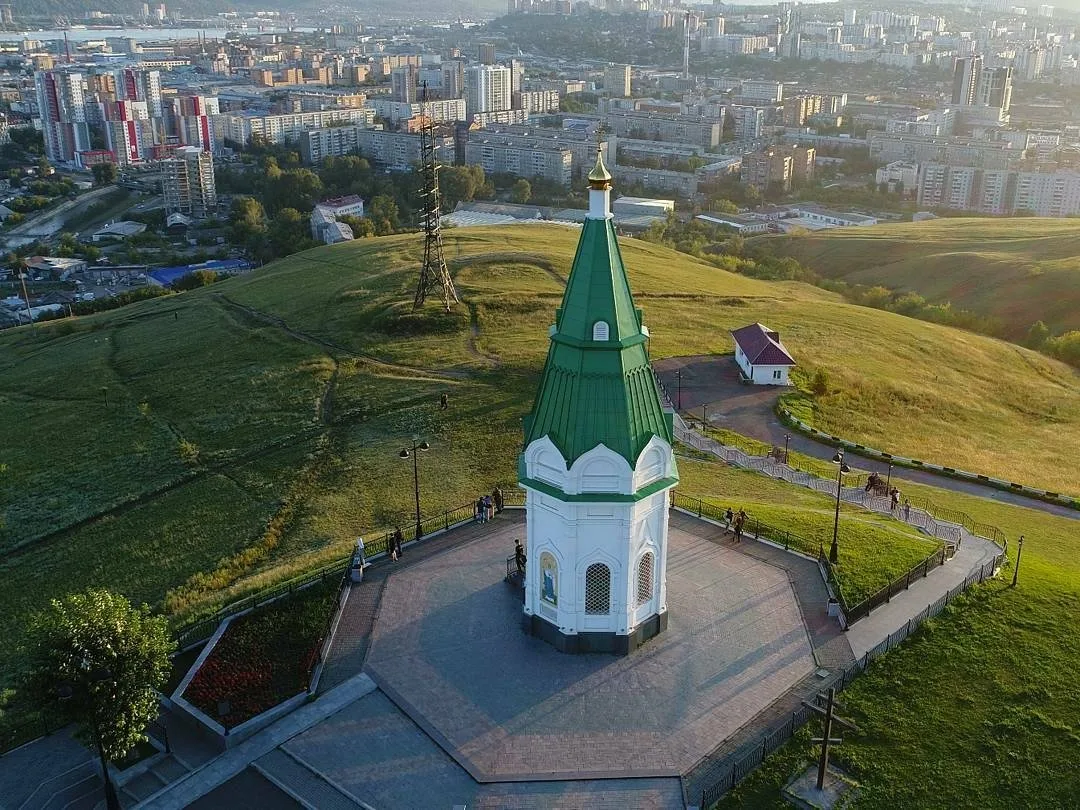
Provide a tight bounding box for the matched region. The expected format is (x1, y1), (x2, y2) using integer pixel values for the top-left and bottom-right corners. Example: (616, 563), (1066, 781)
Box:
(9, 26), (317, 43)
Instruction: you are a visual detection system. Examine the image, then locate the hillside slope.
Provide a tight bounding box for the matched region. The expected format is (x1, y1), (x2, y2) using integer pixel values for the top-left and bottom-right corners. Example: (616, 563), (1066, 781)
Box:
(0, 224), (1077, 681)
(756, 218), (1080, 340)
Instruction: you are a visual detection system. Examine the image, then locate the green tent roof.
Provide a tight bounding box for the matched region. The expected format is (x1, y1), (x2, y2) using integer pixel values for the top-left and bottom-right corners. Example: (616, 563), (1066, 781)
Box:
(523, 215), (673, 467)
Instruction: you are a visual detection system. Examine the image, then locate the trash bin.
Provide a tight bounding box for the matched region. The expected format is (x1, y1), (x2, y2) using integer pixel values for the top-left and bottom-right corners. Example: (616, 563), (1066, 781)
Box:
(827, 597), (840, 617)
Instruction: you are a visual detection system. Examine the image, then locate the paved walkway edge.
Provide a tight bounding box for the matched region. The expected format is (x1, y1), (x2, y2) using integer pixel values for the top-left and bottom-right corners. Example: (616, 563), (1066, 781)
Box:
(135, 673), (378, 810)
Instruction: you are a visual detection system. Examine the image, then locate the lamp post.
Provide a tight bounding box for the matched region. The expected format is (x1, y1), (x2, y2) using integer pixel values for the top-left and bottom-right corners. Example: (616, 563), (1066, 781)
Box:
(57, 668), (120, 810)
(399, 438), (430, 541)
(830, 449), (851, 565)
(885, 462), (893, 491)
(1012, 535), (1024, 587)
(784, 433), (791, 464)
(676, 368), (683, 411)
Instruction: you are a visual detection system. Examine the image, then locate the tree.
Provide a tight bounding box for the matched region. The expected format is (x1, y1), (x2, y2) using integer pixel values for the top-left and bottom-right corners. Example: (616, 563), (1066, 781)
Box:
(440, 165), (485, 210)
(510, 178), (532, 204)
(91, 163), (118, 186)
(37, 156), (52, 177)
(367, 194), (400, 236)
(810, 368), (830, 396)
(173, 269), (219, 290)
(1026, 320), (1051, 349)
(269, 207), (313, 258)
(25, 590), (174, 805)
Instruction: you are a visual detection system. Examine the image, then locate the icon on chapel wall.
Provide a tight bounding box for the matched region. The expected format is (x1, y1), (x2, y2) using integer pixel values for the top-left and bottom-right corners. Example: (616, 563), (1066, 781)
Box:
(540, 552), (558, 606)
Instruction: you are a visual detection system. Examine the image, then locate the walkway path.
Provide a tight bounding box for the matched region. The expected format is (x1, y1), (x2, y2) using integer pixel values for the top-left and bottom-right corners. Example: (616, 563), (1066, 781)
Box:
(674, 417), (1005, 628)
(654, 355), (1078, 519)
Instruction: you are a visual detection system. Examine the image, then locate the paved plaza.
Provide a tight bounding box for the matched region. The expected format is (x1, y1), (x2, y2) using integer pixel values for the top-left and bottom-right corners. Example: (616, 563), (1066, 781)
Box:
(363, 516), (817, 783)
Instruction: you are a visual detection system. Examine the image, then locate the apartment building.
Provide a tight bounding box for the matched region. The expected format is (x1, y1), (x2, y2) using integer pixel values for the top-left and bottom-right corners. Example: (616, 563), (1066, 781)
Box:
(216, 107), (376, 146)
(162, 146), (216, 220)
(606, 110), (721, 148)
(463, 134), (572, 184)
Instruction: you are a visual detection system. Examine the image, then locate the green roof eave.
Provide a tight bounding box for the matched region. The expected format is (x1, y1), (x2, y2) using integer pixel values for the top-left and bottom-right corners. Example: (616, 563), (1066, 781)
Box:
(518, 474), (679, 503)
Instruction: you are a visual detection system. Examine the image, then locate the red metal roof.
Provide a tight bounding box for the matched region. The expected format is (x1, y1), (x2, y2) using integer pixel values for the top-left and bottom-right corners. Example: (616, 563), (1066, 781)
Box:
(730, 322), (796, 366)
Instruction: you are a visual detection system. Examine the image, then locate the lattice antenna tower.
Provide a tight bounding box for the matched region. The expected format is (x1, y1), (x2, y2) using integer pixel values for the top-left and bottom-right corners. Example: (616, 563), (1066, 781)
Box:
(413, 82), (458, 312)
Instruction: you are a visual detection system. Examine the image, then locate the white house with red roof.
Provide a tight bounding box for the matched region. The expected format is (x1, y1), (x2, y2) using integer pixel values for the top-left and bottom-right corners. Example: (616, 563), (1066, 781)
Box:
(731, 322), (796, 385)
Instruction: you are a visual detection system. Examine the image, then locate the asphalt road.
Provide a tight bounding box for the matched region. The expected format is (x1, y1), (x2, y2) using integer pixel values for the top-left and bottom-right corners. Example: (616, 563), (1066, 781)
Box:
(653, 355), (1080, 521)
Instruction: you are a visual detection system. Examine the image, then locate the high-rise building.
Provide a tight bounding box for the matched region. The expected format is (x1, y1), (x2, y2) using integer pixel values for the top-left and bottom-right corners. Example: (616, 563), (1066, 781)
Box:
(167, 95), (220, 152)
(162, 146), (216, 220)
(465, 64), (512, 116)
(104, 100), (151, 165)
(509, 59), (525, 95)
(604, 63), (631, 98)
(391, 65), (418, 103)
(478, 43), (496, 65)
(114, 67), (162, 118)
(35, 69), (90, 165)
(951, 55), (982, 106)
(977, 66), (1013, 113)
(442, 60), (465, 99)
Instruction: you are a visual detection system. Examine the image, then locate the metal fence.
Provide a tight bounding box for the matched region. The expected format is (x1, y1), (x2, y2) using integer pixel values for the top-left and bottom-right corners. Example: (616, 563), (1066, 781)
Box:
(698, 551), (1005, 809)
(673, 423), (1005, 555)
(172, 485), (524, 651)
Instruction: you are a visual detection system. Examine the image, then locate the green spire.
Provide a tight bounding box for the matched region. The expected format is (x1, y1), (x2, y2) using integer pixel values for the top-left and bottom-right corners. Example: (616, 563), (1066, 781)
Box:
(522, 216), (673, 469)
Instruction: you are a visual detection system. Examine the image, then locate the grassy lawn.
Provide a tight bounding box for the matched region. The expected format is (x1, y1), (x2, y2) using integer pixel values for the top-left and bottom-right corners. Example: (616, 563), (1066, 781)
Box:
(712, 480), (1080, 809)
(0, 223), (1077, 789)
(757, 217), (1080, 340)
(677, 456), (939, 605)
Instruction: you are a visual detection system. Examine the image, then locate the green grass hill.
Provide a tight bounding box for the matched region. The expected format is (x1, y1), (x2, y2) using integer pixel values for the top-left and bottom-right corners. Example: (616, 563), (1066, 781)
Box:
(1, 224), (1078, 720)
(755, 217), (1080, 341)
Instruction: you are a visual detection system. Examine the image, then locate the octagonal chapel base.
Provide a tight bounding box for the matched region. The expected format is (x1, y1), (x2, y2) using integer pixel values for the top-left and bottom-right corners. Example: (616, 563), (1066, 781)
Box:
(522, 609), (668, 655)
(363, 510), (816, 783)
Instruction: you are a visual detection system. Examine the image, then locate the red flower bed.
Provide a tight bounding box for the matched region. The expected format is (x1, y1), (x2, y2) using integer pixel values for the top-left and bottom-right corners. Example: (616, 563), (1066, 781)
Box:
(183, 579), (338, 728)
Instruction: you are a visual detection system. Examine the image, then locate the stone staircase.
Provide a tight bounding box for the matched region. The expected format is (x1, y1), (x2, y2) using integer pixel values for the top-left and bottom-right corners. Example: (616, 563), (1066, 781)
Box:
(254, 747), (373, 810)
(117, 752), (193, 806)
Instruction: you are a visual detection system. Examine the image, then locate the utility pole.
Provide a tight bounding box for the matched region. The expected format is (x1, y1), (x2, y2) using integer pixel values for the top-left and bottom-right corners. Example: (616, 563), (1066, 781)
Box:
(1012, 535), (1024, 587)
(803, 687), (858, 790)
(18, 271), (34, 327)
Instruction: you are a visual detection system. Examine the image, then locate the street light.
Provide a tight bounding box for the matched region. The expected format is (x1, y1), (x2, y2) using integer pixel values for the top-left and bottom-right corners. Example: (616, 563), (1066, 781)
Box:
(830, 449), (851, 565)
(885, 462), (893, 491)
(1012, 535), (1025, 587)
(675, 368), (683, 411)
(57, 668), (120, 810)
(399, 438), (430, 541)
(784, 433), (791, 464)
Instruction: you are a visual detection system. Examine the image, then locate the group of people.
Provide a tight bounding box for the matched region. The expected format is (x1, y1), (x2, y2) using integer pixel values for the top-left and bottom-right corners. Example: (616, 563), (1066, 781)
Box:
(864, 472), (906, 516)
(723, 507), (748, 543)
(475, 486), (505, 523)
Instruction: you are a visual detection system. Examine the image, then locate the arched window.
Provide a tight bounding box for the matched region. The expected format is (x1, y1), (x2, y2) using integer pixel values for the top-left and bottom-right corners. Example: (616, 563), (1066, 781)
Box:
(539, 552), (558, 606)
(584, 563), (611, 615)
(636, 552), (655, 606)
(592, 321), (610, 341)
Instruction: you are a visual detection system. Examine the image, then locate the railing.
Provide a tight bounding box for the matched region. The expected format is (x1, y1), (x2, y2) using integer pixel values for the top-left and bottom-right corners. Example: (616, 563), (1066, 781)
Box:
(172, 485), (524, 651)
(0, 707), (67, 757)
(304, 564), (352, 690)
(147, 717), (170, 754)
(672, 492), (819, 558)
(698, 551), (1005, 809)
(674, 422), (1008, 556)
(820, 544), (950, 624)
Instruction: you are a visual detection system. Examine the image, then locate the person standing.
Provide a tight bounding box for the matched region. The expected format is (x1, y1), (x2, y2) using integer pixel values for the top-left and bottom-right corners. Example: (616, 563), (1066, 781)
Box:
(355, 536), (366, 568)
(392, 526), (404, 559)
(733, 511), (745, 544)
(514, 539), (527, 577)
(724, 507), (734, 531)
(493, 486), (504, 514)
(890, 487), (900, 513)
(484, 494), (494, 521)
(903, 498), (912, 520)
(476, 495), (487, 524)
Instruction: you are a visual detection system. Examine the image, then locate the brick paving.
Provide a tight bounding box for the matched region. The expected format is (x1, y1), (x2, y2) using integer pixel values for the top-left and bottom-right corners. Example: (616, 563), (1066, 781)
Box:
(318, 511), (527, 693)
(284, 688), (685, 810)
(363, 518), (816, 782)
